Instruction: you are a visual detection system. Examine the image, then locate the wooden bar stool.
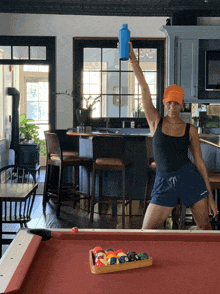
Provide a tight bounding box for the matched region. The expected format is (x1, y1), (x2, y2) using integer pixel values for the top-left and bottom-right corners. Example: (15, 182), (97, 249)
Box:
(43, 132), (92, 217)
(90, 136), (133, 229)
(143, 137), (156, 214)
(207, 170), (220, 229)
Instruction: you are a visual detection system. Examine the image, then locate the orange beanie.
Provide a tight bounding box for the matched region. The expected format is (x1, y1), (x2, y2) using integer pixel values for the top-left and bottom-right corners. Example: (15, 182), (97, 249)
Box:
(163, 84), (184, 104)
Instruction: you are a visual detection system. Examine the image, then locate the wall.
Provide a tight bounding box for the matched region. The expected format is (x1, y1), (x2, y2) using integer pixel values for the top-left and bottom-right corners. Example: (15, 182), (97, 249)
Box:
(198, 17), (220, 25)
(0, 13), (167, 129)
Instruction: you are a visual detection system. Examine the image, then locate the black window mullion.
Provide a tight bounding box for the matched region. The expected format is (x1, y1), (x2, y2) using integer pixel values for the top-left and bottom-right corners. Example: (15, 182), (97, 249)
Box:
(74, 38), (165, 121)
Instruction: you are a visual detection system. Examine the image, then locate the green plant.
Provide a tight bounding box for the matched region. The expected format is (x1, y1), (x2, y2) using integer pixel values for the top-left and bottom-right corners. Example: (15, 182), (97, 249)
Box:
(19, 114), (47, 156)
(56, 91), (101, 111)
(132, 104), (145, 118)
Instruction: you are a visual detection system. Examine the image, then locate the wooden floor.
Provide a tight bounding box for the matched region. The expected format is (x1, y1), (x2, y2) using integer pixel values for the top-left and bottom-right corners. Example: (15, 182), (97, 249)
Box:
(1, 167), (195, 257)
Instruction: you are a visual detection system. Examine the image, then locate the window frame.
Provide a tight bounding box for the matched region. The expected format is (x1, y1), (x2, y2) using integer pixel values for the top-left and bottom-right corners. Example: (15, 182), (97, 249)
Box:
(0, 36), (56, 131)
(73, 37), (165, 127)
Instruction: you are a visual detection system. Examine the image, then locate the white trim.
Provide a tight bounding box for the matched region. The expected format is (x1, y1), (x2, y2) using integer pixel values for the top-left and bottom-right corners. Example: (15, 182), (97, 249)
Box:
(0, 229), (34, 293)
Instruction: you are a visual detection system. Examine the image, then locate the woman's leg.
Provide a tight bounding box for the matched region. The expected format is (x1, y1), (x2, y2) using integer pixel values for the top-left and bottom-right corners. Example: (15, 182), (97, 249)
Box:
(142, 203), (174, 230)
(190, 197), (212, 230)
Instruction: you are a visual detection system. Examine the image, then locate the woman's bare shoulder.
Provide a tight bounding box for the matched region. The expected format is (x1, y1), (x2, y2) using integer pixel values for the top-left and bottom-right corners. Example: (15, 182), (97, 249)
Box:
(189, 124), (199, 143)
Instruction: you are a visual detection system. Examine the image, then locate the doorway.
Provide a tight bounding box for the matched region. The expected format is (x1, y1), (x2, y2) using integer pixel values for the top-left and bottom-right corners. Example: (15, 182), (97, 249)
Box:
(0, 37), (55, 167)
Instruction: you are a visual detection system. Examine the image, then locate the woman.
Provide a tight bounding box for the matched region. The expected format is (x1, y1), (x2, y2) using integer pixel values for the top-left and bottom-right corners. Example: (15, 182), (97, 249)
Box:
(123, 42), (218, 230)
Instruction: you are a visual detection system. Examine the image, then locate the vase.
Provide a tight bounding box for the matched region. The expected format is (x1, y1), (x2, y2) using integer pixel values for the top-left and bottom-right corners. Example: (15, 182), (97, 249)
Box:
(76, 109), (91, 126)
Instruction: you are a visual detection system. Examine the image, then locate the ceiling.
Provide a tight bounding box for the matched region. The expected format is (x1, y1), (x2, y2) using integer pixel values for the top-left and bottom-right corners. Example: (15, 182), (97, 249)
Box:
(1, 0), (220, 18)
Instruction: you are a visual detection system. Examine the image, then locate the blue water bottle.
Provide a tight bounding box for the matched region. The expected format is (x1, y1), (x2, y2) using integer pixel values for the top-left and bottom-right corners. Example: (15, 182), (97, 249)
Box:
(119, 24), (130, 61)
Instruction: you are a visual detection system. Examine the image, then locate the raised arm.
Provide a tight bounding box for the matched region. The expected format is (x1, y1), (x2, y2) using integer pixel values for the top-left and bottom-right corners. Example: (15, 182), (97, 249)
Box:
(128, 42), (160, 130)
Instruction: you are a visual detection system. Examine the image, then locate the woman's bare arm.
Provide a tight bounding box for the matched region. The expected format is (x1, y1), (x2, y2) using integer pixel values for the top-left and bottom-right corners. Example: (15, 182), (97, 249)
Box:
(128, 42), (160, 128)
(189, 125), (218, 217)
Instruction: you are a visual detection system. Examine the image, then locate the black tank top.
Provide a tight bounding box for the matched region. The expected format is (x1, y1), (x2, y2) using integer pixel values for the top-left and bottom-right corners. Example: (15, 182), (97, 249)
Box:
(152, 117), (191, 172)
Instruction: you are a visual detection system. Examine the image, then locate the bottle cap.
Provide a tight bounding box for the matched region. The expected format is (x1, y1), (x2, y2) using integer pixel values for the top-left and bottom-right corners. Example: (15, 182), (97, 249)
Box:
(122, 24), (128, 29)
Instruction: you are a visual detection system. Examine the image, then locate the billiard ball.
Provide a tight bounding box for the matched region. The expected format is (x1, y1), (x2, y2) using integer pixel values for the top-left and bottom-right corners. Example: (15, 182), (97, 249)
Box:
(93, 247), (104, 256)
(95, 253), (107, 265)
(95, 259), (106, 267)
(72, 227), (78, 233)
(105, 251), (115, 258)
(106, 252), (119, 265)
(105, 248), (114, 253)
(116, 250), (129, 263)
(127, 251), (139, 262)
(108, 257), (119, 265)
(138, 252), (149, 260)
(118, 255), (129, 263)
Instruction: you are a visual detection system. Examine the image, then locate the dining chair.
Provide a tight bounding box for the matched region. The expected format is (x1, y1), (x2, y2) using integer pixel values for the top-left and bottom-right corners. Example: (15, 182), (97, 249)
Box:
(0, 165), (38, 250)
(43, 132), (92, 217)
(89, 136), (133, 229)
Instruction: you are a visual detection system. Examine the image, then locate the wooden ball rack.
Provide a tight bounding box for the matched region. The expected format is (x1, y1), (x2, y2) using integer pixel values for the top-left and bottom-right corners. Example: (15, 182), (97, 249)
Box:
(89, 250), (153, 274)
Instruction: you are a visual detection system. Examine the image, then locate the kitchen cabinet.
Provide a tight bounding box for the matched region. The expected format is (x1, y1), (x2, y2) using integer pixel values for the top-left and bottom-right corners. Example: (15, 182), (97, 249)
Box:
(175, 38), (198, 102)
(160, 25), (220, 103)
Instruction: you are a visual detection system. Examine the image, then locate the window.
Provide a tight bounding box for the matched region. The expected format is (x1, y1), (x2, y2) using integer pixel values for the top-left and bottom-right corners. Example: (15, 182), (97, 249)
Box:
(0, 36), (56, 138)
(74, 38), (165, 120)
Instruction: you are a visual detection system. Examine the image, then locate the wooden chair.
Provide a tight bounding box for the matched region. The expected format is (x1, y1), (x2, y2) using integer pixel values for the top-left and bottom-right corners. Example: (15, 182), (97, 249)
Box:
(90, 136), (133, 228)
(43, 132), (92, 217)
(0, 165), (37, 250)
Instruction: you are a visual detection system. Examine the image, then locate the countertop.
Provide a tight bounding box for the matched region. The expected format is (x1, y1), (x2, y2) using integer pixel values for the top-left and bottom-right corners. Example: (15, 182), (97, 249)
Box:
(67, 128), (151, 137)
(66, 129), (220, 148)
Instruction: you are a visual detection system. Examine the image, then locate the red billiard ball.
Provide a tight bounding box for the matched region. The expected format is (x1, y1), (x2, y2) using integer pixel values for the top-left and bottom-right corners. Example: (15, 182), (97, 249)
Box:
(72, 227), (78, 233)
(95, 259), (106, 267)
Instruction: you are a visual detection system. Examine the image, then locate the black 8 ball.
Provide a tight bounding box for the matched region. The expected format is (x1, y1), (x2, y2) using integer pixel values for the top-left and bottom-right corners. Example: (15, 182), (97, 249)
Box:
(127, 251), (139, 262)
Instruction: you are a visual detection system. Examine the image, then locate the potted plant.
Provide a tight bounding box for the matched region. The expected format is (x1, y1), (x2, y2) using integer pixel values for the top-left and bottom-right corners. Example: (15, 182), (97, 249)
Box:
(56, 91), (100, 125)
(132, 105), (145, 118)
(19, 113), (47, 156)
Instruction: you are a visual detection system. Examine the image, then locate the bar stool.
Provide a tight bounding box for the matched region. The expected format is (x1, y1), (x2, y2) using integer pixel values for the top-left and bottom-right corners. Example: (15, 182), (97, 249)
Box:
(143, 136), (156, 214)
(90, 136), (133, 228)
(207, 170), (220, 229)
(43, 132), (92, 217)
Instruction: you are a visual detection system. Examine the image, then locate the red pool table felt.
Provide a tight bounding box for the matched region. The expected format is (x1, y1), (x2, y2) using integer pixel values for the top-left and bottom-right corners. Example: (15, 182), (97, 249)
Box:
(3, 229), (220, 294)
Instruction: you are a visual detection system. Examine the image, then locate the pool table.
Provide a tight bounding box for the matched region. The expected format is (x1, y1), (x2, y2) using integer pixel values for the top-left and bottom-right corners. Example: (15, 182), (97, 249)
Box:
(1, 228), (220, 294)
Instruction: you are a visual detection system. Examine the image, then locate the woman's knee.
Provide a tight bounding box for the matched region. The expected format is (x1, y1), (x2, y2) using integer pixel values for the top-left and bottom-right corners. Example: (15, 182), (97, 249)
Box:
(195, 219), (212, 230)
(142, 204), (173, 230)
(190, 199), (212, 230)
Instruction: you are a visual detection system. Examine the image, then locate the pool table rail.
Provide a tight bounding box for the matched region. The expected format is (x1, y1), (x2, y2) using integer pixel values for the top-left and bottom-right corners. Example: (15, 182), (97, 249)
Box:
(2, 228), (220, 293)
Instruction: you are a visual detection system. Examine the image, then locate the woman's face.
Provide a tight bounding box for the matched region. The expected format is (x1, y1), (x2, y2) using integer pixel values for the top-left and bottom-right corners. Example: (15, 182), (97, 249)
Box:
(163, 101), (183, 118)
